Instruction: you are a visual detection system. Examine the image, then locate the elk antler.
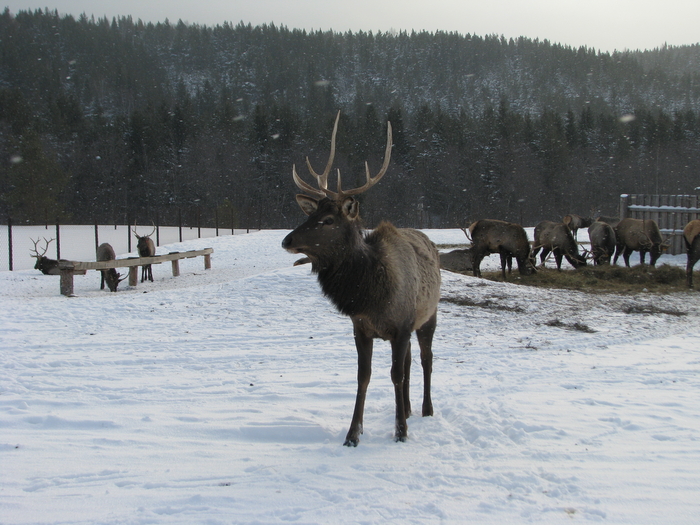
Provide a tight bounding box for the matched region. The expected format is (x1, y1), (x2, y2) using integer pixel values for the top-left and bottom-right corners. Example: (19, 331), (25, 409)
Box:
(132, 223), (156, 238)
(460, 227), (472, 243)
(30, 237), (54, 258)
(293, 111), (393, 200)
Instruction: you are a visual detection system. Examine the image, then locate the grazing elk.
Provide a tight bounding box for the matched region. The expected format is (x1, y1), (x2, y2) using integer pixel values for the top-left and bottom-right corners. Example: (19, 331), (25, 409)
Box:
(282, 111), (441, 446)
(30, 238), (60, 275)
(96, 243), (125, 292)
(613, 218), (669, 267)
(132, 225), (156, 282)
(532, 220), (587, 270)
(562, 214), (593, 240)
(587, 220), (617, 265)
(467, 219), (535, 279)
(683, 219), (700, 288)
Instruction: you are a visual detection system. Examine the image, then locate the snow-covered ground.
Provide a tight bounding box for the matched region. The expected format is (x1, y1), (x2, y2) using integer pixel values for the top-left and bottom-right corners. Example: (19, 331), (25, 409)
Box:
(1, 229), (699, 524)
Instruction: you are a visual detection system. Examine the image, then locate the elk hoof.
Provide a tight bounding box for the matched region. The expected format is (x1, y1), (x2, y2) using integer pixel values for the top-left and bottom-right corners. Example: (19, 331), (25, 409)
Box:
(422, 403), (433, 417)
(343, 438), (359, 447)
(394, 434), (407, 443)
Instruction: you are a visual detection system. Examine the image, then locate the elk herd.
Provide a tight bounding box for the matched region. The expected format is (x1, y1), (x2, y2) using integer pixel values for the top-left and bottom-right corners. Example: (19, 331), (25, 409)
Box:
(455, 214), (699, 289)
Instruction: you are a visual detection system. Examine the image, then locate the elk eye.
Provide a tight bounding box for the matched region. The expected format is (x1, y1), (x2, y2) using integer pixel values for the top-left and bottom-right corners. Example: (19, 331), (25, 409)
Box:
(322, 217), (335, 226)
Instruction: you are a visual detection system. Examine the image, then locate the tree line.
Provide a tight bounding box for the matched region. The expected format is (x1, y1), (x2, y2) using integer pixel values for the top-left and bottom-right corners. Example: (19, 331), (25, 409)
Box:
(1, 9), (700, 229)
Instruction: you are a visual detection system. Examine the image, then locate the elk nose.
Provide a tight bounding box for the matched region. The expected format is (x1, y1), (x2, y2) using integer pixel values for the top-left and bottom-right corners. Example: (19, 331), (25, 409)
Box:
(281, 234), (292, 250)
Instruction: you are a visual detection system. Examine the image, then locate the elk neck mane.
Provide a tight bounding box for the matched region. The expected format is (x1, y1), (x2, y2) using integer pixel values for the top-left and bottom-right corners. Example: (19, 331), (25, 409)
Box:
(314, 221), (399, 319)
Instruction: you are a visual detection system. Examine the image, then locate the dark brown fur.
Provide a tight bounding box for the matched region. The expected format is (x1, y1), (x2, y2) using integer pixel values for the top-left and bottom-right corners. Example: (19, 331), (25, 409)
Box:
(613, 218), (667, 267)
(30, 238), (60, 275)
(468, 219), (535, 279)
(133, 227), (156, 282)
(587, 221), (617, 266)
(533, 221), (587, 270)
(96, 243), (123, 292)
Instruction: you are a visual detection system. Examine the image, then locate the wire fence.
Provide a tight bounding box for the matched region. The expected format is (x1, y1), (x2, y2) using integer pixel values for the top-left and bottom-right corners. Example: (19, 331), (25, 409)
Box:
(1, 217), (258, 272)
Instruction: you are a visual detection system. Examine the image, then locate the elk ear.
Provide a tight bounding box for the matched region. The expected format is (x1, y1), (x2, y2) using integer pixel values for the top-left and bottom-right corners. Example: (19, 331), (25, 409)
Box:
(341, 197), (360, 220)
(296, 194), (318, 216)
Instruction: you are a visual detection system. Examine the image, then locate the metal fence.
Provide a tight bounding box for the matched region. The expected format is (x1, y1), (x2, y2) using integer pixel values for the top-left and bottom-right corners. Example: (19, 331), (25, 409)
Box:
(1, 220), (258, 272)
(619, 194), (700, 255)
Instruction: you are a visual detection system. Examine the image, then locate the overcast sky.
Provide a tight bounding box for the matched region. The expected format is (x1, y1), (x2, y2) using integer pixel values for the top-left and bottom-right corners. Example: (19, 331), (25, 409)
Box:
(3, 0), (699, 53)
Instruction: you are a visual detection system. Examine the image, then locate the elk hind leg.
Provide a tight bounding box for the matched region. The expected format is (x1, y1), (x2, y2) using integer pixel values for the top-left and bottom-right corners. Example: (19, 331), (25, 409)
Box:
(390, 330), (412, 442)
(345, 322), (373, 447)
(416, 311), (437, 417)
(402, 341), (412, 419)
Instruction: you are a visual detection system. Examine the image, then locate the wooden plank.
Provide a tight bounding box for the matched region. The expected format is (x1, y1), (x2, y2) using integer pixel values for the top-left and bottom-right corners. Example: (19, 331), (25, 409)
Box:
(60, 248), (213, 271)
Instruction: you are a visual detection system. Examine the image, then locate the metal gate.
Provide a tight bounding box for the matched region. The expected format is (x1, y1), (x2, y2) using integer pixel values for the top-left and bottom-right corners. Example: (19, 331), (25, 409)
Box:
(619, 194), (700, 255)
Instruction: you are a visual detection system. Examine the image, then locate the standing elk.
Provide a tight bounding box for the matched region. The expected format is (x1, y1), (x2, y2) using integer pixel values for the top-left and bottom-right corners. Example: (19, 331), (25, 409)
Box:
(467, 219), (535, 279)
(613, 218), (669, 267)
(282, 111), (441, 446)
(532, 221), (587, 270)
(683, 219), (700, 288)
(562, 214), (593, 240)
(132, 225), (156, 282)
(30, 238), (60, 275)
(587, 220), (617, 265)
(96, 243), (125, 292)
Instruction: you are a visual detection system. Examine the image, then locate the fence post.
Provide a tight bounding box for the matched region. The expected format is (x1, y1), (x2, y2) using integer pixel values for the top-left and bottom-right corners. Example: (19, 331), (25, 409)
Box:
(215, 207), (219, 237)
(197, 207), (201, 238)
(94, 222), (99, 254)
(231, 207), (235, 235)
(619, 194), (629, 220)
(55, 219), (61, 260)
(178, 208), (183, 242)
(8, 216), (13, 271)
(156, 211), (160, 246)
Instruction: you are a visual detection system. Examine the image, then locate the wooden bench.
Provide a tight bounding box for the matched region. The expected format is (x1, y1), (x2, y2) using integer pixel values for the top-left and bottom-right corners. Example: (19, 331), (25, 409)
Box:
(55, 248), (213, 296)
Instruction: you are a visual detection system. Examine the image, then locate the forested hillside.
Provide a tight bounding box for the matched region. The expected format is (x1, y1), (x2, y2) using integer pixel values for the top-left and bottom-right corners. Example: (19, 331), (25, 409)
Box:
(1, 8), (700, 228)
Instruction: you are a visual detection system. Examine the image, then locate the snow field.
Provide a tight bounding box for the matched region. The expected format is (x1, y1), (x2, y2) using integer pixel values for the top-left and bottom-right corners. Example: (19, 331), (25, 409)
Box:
(1, 229), (699, 524)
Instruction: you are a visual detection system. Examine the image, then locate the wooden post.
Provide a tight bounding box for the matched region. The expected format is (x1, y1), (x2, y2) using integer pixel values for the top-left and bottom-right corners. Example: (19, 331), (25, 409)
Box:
(60, 270), (74, 296)
(204, 253), (211, 270)
(55, 219), (61, 259)
(619, 194), (629, 220)
(171, 259), (180, 277)
(129, 266), (138, 287)
(8, 216), (13, 271)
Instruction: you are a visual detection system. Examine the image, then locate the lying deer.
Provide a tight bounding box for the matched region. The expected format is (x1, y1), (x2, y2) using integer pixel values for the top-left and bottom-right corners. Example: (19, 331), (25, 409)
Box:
(282, 111), (441, 446)
(30, 237), (60, 275)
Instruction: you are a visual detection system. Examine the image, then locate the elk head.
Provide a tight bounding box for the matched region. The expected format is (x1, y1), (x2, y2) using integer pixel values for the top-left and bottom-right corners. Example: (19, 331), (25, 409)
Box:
(30, 237), (59, 275)
(282, 111), (393, 265)
(132, 224), (156, 254)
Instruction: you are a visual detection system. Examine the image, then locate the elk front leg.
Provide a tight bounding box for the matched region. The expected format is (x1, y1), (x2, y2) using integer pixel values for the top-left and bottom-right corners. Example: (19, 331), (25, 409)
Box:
(345, 322), (373, 447)
(391, 331), (412, 442)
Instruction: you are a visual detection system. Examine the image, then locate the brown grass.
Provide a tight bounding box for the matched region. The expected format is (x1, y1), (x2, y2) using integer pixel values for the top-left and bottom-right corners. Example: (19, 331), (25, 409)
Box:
(461, 264), (693, 294)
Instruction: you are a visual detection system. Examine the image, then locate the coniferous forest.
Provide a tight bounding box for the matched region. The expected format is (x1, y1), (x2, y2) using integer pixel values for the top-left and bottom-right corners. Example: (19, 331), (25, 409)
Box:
(1, 8), (700, 229)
